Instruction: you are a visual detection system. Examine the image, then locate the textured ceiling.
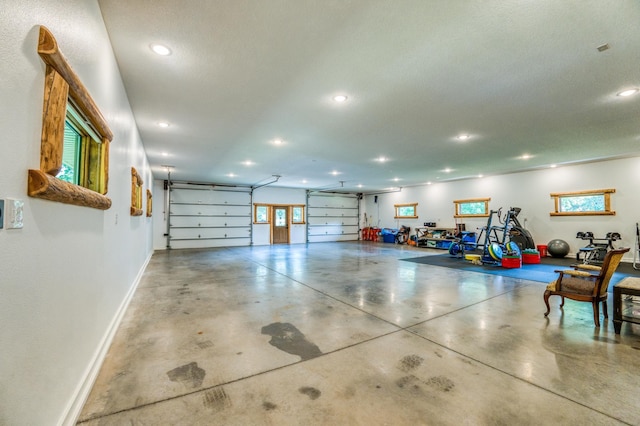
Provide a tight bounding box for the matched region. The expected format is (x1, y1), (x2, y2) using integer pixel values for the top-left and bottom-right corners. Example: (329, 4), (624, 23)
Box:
(98, 0), (640, 193)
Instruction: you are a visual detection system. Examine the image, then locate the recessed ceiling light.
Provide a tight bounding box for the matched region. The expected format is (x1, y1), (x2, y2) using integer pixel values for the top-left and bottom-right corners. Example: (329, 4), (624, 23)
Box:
(273, 138), (283, 145)
(477, 174), (484, 178)
(550, 164), (557, 168)
(426, 181), (432, 185)
(443, 168), (452, 173)
(457, 134), (470, 141)
(227, 173), (236, 178)
(393, 177), (400, 182)
(521, 154), (531, 160)
(161, 152), (169, 157)
(158, 122), (170, 128)
(150, 43), (172, 56)
(242, 160), (254, 166)
(357, 184), (363, 188)
(617, 88), (639, 97)
(331, 170), (340, 176)
(333, 95), (348, 102)
(376, 156), (387, 163)
(302, 179), (308, 184)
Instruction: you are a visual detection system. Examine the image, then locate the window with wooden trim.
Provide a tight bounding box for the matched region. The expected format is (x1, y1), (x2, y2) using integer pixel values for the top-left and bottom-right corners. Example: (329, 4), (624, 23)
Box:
(28, 26), (112, 210)
(454, 198), (490, 218)
(291, 205), (305, 224)
(550, 189), (615, 216)
(394, 203), (418, 219)
(254, 204), (270, 223)
(130, 167), (143, 216)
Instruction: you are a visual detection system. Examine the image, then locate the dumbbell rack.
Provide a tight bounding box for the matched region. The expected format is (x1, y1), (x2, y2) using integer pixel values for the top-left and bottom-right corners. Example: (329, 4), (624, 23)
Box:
(576, 231), (621, 264)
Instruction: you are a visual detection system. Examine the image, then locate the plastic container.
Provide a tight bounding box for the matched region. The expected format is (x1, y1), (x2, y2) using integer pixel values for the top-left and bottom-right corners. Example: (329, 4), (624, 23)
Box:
(502, 256), (522, 268)
(537, 245), (548, 257)
(522, 253), (541, 264)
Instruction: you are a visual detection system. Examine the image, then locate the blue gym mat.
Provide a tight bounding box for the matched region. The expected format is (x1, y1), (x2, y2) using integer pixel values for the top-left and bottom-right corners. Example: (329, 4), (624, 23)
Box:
(401, 254), (638, 285)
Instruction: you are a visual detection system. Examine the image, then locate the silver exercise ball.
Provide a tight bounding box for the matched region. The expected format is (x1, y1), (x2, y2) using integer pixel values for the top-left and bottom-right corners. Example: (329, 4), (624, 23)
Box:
(547, 239), (570, 258)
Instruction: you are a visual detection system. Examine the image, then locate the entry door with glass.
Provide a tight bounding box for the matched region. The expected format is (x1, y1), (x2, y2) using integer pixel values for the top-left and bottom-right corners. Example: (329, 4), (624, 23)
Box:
(272, 206), (289, 244)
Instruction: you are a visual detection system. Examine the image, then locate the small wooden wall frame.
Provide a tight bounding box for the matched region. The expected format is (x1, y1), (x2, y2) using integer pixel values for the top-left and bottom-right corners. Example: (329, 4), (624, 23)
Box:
(131, 167), (143, 216)
(146, 189), (153, 217)
(28, 26), (112, 210)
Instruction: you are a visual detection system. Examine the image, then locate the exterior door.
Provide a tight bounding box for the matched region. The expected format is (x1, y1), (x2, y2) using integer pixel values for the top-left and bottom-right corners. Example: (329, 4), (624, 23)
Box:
(272, 206), (289, 244)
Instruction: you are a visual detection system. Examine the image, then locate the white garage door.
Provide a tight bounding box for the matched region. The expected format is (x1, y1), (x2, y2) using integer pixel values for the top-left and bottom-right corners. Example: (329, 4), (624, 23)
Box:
(307, 193), (360, 243)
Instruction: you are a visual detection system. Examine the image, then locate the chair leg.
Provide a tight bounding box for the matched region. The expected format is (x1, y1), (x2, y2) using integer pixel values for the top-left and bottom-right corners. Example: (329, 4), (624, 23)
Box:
(544, 290), (551, 317)
(560, 296), (565, 308)
(603, 300), (608, 319)
(593, 301), (600, 327)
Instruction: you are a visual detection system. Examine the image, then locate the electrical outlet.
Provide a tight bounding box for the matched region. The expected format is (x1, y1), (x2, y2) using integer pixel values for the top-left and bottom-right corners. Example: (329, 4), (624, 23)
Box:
(0, 199), (4, 229)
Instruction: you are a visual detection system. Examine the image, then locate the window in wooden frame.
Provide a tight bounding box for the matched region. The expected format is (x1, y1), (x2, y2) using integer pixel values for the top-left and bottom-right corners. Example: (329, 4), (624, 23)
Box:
(131, 167), (143, 216)
(394, 203), (418, 219)
(550, 189), (615, 216)
(28, 26), (112, 210)
(454, 198), (490, 218)
(254, 204), (270, 224)
(146, 189), (153, 217)
(291, 205), (305, 224)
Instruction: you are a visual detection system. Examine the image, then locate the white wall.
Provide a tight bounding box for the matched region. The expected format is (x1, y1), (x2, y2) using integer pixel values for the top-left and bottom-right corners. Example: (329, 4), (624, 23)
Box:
(363, 157), (640, 261)
(252, 186), (308, 245)
(0, 2), (154, 425)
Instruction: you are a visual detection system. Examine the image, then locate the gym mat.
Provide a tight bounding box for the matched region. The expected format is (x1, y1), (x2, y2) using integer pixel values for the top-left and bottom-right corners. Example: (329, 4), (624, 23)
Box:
(401, 253), (639, 285)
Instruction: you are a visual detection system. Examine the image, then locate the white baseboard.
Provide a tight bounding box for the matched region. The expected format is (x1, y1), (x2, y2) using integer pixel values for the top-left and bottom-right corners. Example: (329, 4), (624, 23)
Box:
(59, 252), (153, 426)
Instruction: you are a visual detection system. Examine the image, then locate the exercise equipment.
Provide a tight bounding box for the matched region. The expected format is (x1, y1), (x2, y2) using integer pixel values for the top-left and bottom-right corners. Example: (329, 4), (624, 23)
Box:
(548, 239), (570, 258)
(576, 231), (621, 264)
(449, 207), (526, 264)
(395, 225), (411, 244)
(506, 207), (536, 250)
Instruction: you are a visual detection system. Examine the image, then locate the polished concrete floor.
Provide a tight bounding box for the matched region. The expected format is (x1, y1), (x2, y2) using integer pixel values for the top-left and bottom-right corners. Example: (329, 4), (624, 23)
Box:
(78, 242), (640, 425)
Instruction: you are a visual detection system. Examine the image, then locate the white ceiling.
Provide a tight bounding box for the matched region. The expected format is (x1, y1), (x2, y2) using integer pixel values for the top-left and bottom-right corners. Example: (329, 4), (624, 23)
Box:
(98, 0), (640, 193)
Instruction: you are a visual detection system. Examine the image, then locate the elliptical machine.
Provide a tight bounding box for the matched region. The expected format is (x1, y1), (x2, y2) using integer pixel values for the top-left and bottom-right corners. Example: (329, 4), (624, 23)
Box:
(507, 207), (536, 250)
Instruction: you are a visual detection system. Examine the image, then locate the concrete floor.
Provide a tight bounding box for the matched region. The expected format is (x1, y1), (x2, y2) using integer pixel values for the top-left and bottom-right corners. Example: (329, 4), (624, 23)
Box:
(78, 242), (640, 425)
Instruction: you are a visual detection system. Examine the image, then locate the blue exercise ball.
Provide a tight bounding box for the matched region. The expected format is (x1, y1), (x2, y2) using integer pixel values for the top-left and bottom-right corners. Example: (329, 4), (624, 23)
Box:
(547, 239), (570, 258)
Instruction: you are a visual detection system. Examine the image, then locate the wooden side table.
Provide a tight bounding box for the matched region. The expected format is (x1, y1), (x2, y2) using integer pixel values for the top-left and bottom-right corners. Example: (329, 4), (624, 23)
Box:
(613, 277), (640, 334)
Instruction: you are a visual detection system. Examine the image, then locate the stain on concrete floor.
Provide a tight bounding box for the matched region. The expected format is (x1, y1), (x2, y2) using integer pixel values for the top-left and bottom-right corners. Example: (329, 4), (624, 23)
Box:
(261, 322), (322, 360)
(166, 362), (206, 389)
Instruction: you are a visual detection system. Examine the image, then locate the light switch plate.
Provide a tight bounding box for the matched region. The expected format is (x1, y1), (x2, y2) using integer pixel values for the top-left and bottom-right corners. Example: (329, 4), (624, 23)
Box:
(6, 198), (23, 229)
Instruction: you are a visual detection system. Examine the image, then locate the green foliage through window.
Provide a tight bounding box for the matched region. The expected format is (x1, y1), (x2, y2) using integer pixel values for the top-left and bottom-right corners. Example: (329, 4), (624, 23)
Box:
(559, 195), (605, 213)
(550, 189), (615, 216)
(394, 203), (418, 218)
(454, 198), (490, 217)
(459, 202), (486, 215)
(57, 120), (81, 184)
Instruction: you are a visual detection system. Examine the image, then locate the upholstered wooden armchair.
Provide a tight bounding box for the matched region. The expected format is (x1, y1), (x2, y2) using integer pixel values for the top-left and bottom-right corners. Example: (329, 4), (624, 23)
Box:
(544, 247), (629, 327)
